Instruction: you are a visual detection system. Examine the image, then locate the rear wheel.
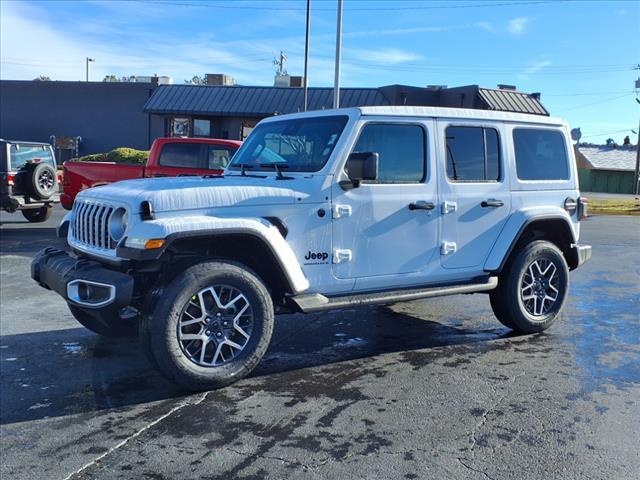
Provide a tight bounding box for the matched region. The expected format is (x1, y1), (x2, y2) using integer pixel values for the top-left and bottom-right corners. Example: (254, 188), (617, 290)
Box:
(22, 206), (52, 223)
(490, 240), (569, 333)
(142, 260), (274, 391)
(69, 305), (137, 338)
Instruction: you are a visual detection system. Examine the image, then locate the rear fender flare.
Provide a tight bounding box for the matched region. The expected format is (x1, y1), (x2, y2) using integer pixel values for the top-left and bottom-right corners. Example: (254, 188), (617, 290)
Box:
(484, 207), (577, 272)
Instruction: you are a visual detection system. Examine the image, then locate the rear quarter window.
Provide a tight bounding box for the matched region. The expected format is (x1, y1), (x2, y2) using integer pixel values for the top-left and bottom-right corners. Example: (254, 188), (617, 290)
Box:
(513, 129), (569, 181)
(158, 143), (204, 169)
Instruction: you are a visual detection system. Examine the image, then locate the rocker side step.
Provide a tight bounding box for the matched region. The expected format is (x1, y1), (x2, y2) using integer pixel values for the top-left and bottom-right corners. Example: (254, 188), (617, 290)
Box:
(290, 276), (498, 313)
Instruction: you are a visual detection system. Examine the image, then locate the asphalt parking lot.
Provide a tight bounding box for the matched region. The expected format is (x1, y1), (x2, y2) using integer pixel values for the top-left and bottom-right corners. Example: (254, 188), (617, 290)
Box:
(1, 206), (638, 480)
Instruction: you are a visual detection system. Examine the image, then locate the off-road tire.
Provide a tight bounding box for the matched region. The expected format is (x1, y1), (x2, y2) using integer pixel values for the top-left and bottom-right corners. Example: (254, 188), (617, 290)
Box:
(490, 240), (569, 333)
(69, 304), (137, 338)
(28, 163), (58, 200)
(22, 206), (52, 223)
(143, 260), (274, 391)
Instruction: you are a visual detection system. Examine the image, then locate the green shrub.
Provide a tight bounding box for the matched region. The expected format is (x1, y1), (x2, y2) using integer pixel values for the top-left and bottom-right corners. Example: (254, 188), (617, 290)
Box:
(73, 153), (107, 162)
(71, 147), (149, 165)
(106, 147), (148, 165)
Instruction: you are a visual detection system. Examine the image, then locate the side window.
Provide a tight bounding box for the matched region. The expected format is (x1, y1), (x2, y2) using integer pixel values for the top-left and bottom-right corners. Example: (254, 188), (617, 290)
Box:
(158, 143), (204, 169)
(208, 145), (237, 170)
(353, 124), (425, 183)
(513, 129), (569, 181)
(446, 126), (501, 182)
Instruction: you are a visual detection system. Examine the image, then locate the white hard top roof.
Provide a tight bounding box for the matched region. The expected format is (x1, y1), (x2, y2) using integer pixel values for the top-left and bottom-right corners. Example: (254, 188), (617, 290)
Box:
(357, 106), (565, 126)
(267, 106), (566, 127)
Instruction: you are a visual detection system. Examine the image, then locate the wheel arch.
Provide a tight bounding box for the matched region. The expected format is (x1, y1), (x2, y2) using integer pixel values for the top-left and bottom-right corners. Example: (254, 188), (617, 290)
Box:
(485, 213), (580, 273)
(165, 232), (300, 299)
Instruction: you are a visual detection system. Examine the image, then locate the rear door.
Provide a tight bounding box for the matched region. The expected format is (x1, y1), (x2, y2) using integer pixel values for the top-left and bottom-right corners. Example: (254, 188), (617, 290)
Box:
(437, 120), (512, 271)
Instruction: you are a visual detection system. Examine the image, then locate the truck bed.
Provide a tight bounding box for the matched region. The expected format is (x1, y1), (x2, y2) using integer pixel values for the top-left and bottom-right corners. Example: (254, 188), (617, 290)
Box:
(61, 162), (144, 209)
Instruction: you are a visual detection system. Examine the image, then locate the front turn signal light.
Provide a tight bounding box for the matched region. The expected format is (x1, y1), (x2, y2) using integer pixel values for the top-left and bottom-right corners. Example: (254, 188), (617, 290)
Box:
(144, 239), (166, 249)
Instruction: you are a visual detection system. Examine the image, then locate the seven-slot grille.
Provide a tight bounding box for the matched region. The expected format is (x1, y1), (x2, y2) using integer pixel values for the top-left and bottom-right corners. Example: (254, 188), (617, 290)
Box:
(72, 200), (117, 250)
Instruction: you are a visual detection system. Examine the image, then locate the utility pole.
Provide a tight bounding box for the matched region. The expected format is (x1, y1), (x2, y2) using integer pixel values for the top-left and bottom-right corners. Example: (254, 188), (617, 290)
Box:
(634, 112), (639, 196)
(633, 69), (640, 195)
(85, 57), (95, 82)
(332, 0), (343, 109)
(303, 0), (311, 112)
(273, 51), (287, 76)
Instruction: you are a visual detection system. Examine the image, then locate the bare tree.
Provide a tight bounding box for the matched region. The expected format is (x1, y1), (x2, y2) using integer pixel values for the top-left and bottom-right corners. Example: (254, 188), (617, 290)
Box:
(185, 75), (206, 85)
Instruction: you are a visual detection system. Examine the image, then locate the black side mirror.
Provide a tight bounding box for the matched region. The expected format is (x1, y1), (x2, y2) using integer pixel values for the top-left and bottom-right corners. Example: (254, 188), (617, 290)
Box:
(345, 152), (378, 187)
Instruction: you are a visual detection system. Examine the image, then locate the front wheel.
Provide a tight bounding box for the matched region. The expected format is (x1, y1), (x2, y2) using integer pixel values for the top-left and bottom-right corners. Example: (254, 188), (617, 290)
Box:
(143, 260), (274, 391)
(490, 240), (569, 333)
(22, 206), (52, 223)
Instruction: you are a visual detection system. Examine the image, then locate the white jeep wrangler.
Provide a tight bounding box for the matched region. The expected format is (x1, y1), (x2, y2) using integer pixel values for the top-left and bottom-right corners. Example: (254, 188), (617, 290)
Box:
(32, 107), (591, 391)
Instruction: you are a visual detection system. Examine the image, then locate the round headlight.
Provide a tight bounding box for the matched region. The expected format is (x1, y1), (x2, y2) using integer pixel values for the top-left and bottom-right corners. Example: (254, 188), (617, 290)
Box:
(109, 208), (128, 242)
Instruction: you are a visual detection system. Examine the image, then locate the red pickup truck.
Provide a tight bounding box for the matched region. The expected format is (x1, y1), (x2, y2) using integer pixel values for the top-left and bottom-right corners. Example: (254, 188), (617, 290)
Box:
(61, 137), (241, 210)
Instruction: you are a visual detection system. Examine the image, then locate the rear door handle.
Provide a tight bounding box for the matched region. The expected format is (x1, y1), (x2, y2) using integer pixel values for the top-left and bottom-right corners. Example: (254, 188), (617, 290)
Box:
(409, 201), (435, 211)
(481, 199), (504, 208)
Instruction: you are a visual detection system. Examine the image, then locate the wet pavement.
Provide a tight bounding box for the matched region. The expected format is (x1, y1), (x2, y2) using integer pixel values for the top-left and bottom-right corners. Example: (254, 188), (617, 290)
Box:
(1, 207), (638, 479)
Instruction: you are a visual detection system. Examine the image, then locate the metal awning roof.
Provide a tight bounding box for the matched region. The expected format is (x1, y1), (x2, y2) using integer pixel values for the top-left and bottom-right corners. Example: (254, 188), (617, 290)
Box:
(478, 88), (548, 115)
(144, 85), (390, 116)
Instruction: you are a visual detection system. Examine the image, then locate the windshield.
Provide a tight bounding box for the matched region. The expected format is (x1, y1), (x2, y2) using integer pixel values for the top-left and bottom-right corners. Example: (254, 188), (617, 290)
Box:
(9, 144), (55, 171)
(229, 115), (348, 172)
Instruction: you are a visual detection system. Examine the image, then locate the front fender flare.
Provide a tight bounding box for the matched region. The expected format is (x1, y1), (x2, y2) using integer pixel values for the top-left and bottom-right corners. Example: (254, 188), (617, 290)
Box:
(117, 215), (310, 294)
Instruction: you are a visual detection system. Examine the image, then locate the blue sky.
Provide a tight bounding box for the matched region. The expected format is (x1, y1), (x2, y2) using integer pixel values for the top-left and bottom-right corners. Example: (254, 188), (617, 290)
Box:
(1, 0), (638, 144)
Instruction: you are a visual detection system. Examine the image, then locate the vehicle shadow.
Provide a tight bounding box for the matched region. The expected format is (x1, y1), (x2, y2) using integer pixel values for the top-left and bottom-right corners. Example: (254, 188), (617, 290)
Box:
(0, 304), (524, 426)
(0, 227), (66, 254)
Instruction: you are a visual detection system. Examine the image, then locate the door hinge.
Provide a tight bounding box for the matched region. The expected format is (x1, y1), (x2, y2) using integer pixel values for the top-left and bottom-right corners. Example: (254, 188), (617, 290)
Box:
(333, 204), (352, 219)
(333, 249), (352, 264)
(442, 201), (457, 214)
(441, 242), (457, 255)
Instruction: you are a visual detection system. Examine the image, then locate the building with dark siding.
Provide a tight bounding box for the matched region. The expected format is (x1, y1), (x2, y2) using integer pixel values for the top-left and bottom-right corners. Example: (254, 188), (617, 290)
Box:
(0, 79), (547, 161)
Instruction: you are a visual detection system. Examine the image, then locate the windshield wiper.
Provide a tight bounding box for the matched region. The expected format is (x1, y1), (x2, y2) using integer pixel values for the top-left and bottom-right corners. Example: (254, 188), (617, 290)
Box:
(227, 163), (267, 178)
(258, 163), (294, 180)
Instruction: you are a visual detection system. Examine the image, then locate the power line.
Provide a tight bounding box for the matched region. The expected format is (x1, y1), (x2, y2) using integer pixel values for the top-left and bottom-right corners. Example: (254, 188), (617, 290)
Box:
(554, 93), (634, 113)
(581, 128), (635, 139)
(129, 0), (572, 11)
(543, 90), (634, 97)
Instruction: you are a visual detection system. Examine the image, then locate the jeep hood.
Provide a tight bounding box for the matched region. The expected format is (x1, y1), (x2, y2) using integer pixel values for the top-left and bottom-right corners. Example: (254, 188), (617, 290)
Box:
(77, 175), (312, 212)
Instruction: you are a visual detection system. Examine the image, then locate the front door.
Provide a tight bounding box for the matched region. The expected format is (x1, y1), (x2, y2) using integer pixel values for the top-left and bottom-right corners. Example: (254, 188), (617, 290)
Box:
(331, 120), (439, 283)
(437, 121), (512, 271)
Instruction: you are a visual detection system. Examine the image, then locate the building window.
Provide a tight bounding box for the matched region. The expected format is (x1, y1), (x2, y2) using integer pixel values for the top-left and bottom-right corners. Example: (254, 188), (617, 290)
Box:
(170, 117), (190, 137)
(446, 126), (500, 182)
(193, 119), (211, 137)
(352, 123), (426, 184)
(513, 128), (569, 181)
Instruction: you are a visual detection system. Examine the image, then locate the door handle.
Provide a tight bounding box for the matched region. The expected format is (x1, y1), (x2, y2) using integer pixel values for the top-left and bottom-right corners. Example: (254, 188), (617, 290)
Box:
(409, 201), (435, 211)
(151, 173), (169, 178)
(481, 199), (504, 208)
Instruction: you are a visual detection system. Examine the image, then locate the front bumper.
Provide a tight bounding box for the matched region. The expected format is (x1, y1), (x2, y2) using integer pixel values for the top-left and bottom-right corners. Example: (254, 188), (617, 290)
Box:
(573, 243), (592, 268)
(31, 247), (134, 309)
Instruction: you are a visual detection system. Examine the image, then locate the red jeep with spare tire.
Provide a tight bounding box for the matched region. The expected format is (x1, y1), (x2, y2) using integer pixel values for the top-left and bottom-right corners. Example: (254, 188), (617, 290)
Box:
(1, 140), (60, 222)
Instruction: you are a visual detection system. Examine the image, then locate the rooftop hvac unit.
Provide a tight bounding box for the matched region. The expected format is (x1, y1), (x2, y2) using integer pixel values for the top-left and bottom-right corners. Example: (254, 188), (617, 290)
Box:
(206, 74), (236, 86)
